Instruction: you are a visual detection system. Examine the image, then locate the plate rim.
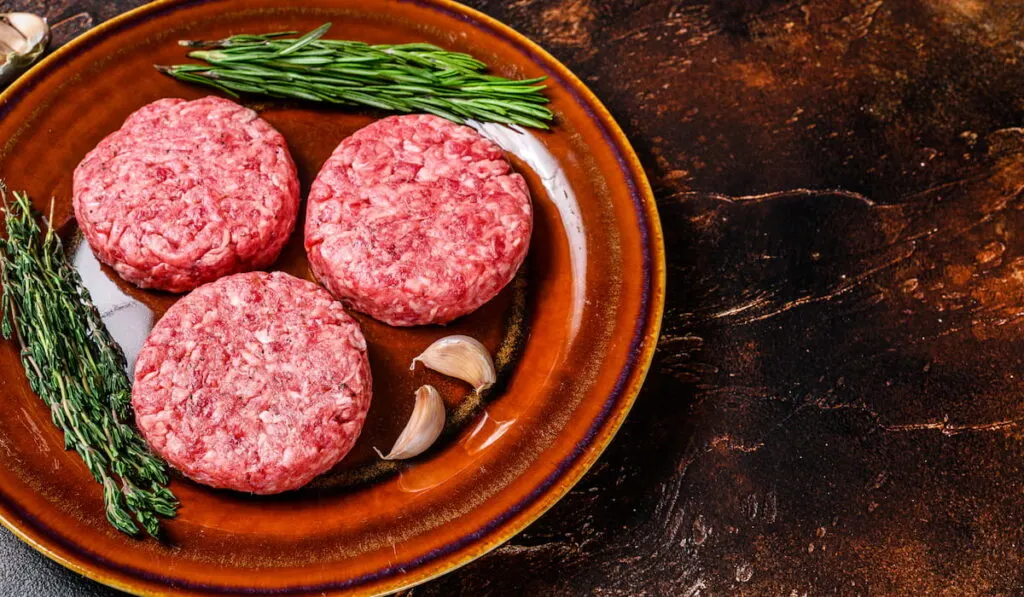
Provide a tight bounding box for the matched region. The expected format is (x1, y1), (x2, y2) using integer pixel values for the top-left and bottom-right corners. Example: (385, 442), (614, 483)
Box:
(0, 0), (666, 594)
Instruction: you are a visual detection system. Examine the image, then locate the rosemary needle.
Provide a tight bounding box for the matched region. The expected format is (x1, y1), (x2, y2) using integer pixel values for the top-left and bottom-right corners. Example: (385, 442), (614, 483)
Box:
(157, 23), (554, 129)
(0, 184), (177, 537)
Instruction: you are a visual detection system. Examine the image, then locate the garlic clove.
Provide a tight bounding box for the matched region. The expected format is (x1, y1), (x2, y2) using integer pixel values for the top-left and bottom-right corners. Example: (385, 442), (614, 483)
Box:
(410, 334), (496, 393)
(374, 385), (445, 460)
(0, 13), (50, 84)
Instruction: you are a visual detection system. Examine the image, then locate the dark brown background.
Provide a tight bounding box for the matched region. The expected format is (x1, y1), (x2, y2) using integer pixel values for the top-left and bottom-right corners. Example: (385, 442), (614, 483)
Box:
(3, 0), (1024, 595)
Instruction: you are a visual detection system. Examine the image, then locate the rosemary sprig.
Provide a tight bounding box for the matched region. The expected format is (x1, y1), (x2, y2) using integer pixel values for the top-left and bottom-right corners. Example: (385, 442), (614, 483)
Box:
(156, 23), (554, 129)
(0, 185), (177, 537)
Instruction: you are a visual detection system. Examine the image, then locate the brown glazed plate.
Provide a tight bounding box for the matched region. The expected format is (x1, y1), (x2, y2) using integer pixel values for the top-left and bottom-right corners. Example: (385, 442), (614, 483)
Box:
(0, 0), (664, 594)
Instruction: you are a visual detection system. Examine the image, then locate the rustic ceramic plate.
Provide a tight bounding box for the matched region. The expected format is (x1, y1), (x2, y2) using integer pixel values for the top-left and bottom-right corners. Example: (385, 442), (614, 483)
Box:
(0, 0), (663, 594)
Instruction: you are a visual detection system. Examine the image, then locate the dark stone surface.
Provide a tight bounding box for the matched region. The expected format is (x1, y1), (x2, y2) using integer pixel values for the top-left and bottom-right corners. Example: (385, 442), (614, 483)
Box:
(4, 0), (1024, 595)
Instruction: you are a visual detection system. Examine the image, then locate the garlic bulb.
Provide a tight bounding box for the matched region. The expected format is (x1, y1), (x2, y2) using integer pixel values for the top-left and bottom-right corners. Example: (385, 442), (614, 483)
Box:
(374, 385), (445, 460)
(0, 13), (50, 85)
(410, 335), (496, 393)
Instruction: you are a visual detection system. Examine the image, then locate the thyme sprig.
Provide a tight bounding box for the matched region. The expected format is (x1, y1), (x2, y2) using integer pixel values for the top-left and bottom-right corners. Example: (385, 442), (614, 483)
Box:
(0, 185), (177, 536)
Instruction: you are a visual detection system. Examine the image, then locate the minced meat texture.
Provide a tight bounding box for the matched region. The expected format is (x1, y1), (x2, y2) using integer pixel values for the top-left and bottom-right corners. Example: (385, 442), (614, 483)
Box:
(304, 114), (533, 326)
(73, 97), (300, 292)
(132, 271), (372, 494)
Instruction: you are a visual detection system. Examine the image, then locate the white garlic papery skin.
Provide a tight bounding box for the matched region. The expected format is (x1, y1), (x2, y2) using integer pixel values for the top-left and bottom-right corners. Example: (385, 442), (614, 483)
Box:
(410, 335), (496, 393)
(0, 13), (50, 84)
(374, 385), (445, 461)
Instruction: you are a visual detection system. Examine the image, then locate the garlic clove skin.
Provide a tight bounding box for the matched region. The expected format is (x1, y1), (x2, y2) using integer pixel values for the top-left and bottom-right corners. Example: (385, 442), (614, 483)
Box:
(0, 13), (50, 85)
(410, 334), (496, 393)
(374, 385), (445, 461)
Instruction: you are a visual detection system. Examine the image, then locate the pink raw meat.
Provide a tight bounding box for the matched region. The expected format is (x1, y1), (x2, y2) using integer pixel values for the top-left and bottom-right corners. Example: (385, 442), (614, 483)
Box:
(73, 97), (300, 292)
(305, 114), (533, 326)
(132, 271), (372, 494)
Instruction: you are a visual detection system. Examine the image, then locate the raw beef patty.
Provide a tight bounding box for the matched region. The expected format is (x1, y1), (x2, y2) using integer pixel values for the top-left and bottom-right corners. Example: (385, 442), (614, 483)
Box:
(73, 97), (300, 292)
(132, 271), (372, 494)
(305, 114), (533, 326)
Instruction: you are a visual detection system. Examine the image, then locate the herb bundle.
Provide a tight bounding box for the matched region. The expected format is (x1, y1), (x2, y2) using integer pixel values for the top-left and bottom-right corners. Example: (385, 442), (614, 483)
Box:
(157, 23), (554, 129)
(0, 186), (177, 536)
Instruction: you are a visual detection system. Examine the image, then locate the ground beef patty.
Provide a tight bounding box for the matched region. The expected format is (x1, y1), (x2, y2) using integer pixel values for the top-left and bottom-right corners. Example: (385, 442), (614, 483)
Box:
(73, 97), (300, 292)
(132, 271), (372, 494)
(305, 114), (533, 326)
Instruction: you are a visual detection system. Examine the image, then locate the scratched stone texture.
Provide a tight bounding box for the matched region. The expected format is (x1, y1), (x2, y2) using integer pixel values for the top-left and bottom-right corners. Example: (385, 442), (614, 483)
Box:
(2, 0), (1024, 595)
